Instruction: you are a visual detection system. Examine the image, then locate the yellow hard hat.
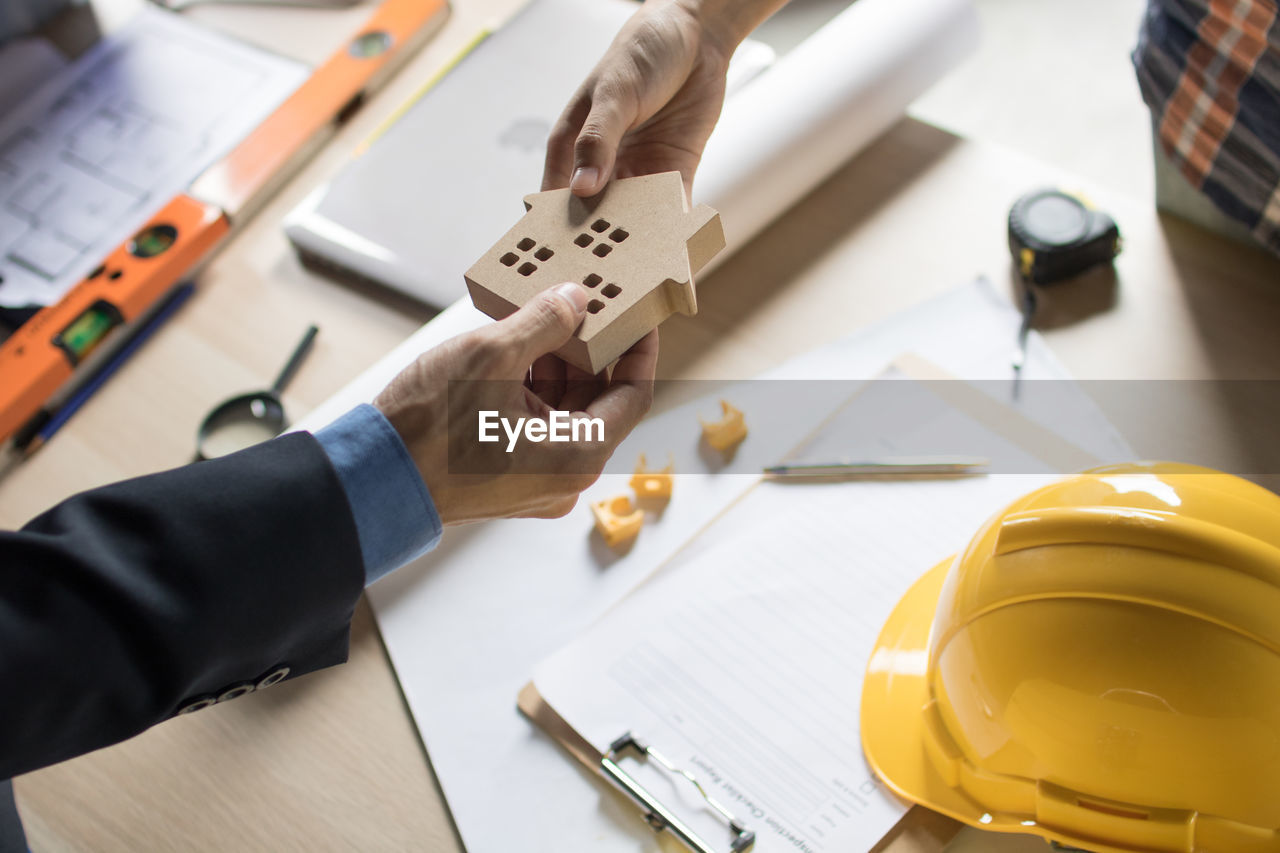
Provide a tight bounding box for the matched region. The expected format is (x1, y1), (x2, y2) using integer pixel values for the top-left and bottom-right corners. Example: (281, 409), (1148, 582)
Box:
(861, 462), (1280, 853)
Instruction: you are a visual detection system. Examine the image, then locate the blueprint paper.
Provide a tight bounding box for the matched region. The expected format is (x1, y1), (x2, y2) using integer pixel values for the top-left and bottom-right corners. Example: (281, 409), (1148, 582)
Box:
(0, 7), (306, 308)
(696, 0), (980, 265)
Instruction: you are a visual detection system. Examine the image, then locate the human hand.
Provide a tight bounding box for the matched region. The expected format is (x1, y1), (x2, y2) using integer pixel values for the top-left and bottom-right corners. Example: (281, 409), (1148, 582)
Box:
(543, 0), (736, 198)
(374, 283), (657, 525)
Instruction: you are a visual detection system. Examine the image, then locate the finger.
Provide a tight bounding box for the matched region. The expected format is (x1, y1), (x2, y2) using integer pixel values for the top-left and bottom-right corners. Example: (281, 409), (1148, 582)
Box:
(497, 282), (589, 369)
(543, 90), (591, 191)
(571, 83), (633, 197)
(610, 327), (659, 386)
(529, 353), (567, 408)
(560, 367), (606, 413)
(529, 495), (580, 520)
(584, 329), (658, 445)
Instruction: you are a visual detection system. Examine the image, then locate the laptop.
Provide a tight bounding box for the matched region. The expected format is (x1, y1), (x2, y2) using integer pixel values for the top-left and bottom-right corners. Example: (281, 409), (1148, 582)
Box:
(285, 0), (774, 308)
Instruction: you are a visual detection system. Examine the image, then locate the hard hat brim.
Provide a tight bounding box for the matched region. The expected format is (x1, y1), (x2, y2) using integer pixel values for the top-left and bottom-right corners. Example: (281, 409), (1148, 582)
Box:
(861, 558), (981, 822)
(862, 559), (1153, 853)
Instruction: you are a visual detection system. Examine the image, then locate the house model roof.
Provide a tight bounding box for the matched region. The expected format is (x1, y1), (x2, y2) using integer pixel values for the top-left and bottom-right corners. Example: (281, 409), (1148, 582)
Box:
(465, 171), (725, 374)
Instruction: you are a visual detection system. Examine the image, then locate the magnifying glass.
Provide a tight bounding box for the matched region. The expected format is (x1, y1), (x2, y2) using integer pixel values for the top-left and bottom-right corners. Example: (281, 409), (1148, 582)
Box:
(196, 325), (319, 461)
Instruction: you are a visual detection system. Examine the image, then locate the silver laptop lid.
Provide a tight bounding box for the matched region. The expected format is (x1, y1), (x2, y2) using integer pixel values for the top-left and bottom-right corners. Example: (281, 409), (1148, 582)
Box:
(285, 0), (773, 307)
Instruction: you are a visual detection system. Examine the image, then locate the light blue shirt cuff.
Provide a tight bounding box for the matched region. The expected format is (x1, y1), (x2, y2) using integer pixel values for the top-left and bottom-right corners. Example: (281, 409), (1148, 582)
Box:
(314, 403), (443, 586)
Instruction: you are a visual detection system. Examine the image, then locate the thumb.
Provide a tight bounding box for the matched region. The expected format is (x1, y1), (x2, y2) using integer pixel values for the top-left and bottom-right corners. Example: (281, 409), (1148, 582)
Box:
(571, 95), (629, 196)
(501, 283), (589, 365)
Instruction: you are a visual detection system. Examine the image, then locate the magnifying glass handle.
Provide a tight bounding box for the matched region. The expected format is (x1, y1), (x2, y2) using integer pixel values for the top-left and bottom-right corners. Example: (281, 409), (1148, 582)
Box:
(272, 325), (320, 395)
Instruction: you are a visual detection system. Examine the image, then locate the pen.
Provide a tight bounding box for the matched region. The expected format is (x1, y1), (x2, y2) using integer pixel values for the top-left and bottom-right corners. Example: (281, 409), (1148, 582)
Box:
(16, 282), (196, 457)
(763, 456), (990, 479)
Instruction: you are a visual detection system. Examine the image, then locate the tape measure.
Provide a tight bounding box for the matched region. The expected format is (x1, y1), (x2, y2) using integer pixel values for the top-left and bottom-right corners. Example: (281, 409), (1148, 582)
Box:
(1008, 188), (1121, 285)
(1007, 188), (1122, 397)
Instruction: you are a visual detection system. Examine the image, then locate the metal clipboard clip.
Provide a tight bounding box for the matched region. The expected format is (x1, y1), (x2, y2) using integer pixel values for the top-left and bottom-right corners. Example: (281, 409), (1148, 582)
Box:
(600, 732), (756, 853)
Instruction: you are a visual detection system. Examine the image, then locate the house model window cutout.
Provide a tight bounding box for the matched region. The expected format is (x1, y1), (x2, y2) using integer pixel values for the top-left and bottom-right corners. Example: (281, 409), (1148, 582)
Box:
(464, 171), (725, 374)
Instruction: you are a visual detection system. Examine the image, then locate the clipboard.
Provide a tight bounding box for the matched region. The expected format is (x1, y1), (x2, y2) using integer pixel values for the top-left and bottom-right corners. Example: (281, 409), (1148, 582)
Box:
(517, 683), (962, 853)
(0, 0), (450, 444)
(516, 356), (1107, 853)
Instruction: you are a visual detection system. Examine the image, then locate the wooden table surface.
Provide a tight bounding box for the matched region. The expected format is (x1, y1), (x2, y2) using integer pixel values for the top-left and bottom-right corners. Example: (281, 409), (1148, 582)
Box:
(4, 1), (1280, 850)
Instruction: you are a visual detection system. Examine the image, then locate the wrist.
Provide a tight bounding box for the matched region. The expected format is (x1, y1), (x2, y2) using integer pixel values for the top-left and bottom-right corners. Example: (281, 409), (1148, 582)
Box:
(315, 404), (444, 583)
(372, 394), (451, 519)
(668, 0), (777, 58)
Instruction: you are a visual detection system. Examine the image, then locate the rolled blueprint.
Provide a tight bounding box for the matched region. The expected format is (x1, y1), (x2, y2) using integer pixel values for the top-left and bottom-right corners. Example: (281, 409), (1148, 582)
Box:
(695, 0), (980, 264)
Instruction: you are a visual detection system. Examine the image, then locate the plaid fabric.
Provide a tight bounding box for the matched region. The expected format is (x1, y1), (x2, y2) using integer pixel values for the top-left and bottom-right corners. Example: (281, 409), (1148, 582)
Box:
(1134, 0), (1280, 255)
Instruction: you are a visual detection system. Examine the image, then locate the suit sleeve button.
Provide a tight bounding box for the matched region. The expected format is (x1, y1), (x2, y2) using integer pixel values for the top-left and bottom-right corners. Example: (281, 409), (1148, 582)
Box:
(216, 683), (256, 703)
(177, 696), (217, 715)
(255, 666), (291, 690)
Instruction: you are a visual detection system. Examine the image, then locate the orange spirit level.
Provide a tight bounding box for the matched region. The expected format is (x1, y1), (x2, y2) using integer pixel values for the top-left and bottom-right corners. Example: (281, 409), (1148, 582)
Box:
(0, 0), (449, 444)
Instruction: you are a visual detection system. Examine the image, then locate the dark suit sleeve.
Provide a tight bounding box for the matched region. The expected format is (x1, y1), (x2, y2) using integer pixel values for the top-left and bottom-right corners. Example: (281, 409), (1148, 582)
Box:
(0, 432), (365, 779)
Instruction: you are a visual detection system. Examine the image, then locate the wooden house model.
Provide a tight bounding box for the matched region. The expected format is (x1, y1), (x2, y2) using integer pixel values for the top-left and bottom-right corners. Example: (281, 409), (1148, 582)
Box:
(465, 171), (725, 374)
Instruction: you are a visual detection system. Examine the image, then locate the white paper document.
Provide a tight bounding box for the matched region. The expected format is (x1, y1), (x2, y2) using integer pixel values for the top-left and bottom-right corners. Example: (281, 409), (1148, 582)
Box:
(532, 377), (1075, 852)
(0, 7), (307, 308)
(298, 278), (1133, 853)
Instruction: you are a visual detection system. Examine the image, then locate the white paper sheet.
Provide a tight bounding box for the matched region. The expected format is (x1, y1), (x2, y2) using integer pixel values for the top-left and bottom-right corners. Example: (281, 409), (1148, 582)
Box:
(532, 376), (1076, 852)
(0, 7), (307, 307)
(291, 278), (1135, 853)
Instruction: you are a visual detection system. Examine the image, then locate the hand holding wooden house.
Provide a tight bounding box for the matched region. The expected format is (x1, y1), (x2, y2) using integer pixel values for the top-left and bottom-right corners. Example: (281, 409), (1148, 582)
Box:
(465, 171), (725, 374)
